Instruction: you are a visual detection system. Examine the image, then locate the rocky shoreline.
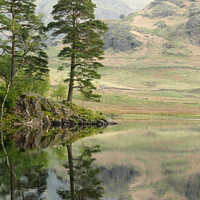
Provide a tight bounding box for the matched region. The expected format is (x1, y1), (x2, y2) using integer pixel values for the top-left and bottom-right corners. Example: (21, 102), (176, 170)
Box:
(4, 93), (117, 128)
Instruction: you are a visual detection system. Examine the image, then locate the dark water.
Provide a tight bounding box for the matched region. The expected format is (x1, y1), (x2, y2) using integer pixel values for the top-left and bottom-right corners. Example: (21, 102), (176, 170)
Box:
(1, 120), (200, 200)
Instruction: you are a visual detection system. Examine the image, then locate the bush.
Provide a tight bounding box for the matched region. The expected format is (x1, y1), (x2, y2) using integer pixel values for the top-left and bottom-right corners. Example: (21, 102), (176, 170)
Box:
(0, 86), (18, 109)
(14, 71), (50, 96)
(51, 81), (68, 101)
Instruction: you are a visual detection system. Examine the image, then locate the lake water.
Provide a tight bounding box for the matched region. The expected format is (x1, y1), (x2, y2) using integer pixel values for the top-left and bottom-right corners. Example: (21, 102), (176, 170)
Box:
(1, 119), (200, 200)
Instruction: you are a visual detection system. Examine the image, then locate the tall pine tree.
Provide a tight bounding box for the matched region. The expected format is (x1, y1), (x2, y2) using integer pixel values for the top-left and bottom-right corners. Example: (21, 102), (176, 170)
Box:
(0, 0), (49, 82)
(48, 0), (108, 102)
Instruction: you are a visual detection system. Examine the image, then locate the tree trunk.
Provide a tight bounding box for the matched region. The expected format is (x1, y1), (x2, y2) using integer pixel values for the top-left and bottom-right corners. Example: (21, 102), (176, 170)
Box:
(67, 145), (75, 199)
(10, 161), (15, 200)
(67, 14), (76, 102)
(67, 56), (75, 102)
(11, 0), (16, 81)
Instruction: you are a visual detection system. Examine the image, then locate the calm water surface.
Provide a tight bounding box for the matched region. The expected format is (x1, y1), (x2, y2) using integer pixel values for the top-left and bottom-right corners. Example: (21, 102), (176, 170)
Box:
(1, 120), (200, 200)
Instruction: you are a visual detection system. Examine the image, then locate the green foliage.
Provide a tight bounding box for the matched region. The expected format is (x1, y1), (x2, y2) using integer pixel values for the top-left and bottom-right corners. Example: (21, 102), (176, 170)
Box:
(0, 0), (49, 82)
(119, 14), (125, 19)
(15, 75), (50, 96)
(51, 81), (68, 101)
(62, 100), (105, 121)
(0, 86), (18, 109)
(0, 70), (50, 109)
(48, 0), (108, 101)
(0, 55), (11, 85)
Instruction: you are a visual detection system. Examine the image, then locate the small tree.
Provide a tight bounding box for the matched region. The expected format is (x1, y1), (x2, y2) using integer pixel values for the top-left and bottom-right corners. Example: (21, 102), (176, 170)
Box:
(119, 14), (125, 19)
(0, 0), (49, 122)
(48, 0), (108, 102)
(51, 81), (68, 102)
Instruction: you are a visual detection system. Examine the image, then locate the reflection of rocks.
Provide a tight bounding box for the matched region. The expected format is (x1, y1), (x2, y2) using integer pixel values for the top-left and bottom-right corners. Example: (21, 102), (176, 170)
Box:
(8, 93), (113, 128)
(8, 125), (104, 151)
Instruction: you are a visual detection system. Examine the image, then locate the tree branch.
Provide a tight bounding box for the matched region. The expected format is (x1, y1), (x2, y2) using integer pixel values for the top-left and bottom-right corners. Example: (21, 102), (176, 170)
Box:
(0, 27), (10, 31)
(0, 69), (19, 177)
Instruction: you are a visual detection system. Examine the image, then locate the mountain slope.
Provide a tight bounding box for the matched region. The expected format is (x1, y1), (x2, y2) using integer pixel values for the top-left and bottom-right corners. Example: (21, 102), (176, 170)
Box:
(84, 0), (200, 114)
(122, 0), (153, 11)
(46, 0), (200, 115)
(105, 0), (200, 52)
(36, 0), (133, 21)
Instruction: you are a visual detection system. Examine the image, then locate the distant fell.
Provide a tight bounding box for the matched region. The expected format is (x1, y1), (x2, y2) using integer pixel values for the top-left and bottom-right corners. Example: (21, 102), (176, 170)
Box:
(36, 0), (153, 21)
(104, 0), (200, 52)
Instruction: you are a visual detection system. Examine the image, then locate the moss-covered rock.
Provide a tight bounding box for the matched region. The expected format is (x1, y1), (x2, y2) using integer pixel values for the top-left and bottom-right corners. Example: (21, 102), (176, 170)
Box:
(103, 24), (141, 51)
(4, 93), (112, 128)
(186, 14), (200, 45)
(147, 2), (177, 18)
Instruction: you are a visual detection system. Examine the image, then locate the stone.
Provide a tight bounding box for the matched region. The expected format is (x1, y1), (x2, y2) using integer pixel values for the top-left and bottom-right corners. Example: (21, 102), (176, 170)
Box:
(186, 15), (200, 29)
(6, 94), (110, 129)
(53, 119), (62, 127)
(33, 100), (41, 111)
(103, 24), (141, 51)
(43, 115), (51, 126)
(41, 99), (52, 111)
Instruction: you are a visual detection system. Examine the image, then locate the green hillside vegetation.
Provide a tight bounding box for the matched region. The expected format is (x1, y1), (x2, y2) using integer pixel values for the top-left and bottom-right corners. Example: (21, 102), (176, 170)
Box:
(47, 0), (200, 117)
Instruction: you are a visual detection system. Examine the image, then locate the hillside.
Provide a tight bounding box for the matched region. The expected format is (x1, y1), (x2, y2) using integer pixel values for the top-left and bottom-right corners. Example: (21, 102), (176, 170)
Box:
(36, 0), (133, 21)
(47, 0), (200, 116)
(105, 0), (200, 51)
(122, 0), (153, 11)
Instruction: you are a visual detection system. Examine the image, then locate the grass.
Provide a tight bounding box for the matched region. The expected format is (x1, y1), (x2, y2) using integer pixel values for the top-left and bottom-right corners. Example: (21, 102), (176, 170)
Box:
(47, 51), (200, 116)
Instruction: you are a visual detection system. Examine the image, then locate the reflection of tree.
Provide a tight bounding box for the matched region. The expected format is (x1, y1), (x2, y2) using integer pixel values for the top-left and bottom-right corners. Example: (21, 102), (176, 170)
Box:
(58, 145), (104, 200)
(0, 139), (49, 200)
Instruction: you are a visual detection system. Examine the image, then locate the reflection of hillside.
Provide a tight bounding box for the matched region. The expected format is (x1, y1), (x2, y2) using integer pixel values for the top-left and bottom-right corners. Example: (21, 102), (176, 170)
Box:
(99, 166), (139, 199)
(185, 173), (200, 200)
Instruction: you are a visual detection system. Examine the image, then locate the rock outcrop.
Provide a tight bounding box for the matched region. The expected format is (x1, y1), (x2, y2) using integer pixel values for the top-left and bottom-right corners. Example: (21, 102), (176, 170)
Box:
(103, 24), (141, 51)
(6, 93), (113, 128)
(186, 15), (200, 45)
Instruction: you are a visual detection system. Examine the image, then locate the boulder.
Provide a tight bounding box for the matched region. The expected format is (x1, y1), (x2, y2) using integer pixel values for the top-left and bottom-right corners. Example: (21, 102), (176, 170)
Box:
(8, 94), (109, 128)
(103, 24), (141, 51)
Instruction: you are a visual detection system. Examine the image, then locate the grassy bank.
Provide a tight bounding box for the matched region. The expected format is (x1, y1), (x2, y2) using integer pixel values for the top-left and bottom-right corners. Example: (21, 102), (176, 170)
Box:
(47, 41), (200, 118)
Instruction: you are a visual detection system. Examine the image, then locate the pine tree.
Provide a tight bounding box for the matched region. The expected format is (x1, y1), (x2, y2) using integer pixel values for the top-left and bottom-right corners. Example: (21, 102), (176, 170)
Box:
(0, 0), (49, 82)
(48, 0), (108, 102)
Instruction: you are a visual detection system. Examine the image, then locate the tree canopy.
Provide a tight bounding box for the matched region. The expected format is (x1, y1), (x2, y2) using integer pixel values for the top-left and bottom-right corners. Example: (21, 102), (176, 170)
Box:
(0, 0), (49, 82)
(48, 0), (108, 102)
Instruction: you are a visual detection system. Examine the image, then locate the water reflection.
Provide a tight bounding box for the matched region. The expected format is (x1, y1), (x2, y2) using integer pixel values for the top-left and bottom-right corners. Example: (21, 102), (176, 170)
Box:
(1, 120), (200, 200)
(0, 139), (49, 200)
(74, 120), (200, 200)
(1, 125), (104, 150)
(0, 126), (104, 200)
(99, 166), (138, 199)
(57, 144), (104, 200)
(185, 173), (200, 200)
